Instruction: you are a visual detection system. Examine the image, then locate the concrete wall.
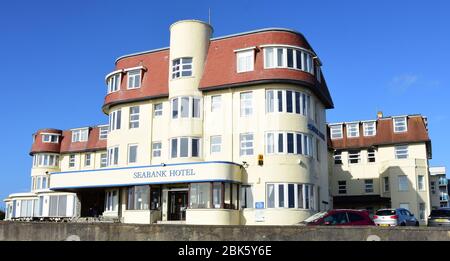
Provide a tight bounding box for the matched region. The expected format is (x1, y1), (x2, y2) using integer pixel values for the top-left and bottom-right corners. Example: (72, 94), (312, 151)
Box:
(1, 222), (450, 241)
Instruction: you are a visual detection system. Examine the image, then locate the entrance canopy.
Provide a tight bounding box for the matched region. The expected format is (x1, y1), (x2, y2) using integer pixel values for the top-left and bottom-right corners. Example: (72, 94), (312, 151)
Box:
(50, 161), (242, 190)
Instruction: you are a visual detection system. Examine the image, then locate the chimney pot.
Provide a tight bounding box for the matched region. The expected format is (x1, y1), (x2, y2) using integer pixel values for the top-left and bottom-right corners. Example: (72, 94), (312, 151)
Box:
(377, 111), (383, 119)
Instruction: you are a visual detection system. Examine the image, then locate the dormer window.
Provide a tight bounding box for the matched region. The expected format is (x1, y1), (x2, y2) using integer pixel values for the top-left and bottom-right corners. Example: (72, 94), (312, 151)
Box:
(263, 45), (315, 74)
(329, 124), (343, 139)
(72, 128), (89, 142)
(107, 73), (121, 93)
(393, 117), (407, 133)
(235, 48), (255, 73)
(42, 134), (59, 143)
(363, 121), (376, 136)
(346, 123), (360, 138)
(127, 69), (141, 89)
(172, 57), (192, 79)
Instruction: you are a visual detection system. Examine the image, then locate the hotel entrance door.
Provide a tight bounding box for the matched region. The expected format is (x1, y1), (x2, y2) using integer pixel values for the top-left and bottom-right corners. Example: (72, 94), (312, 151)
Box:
(168, 190), (188, 221)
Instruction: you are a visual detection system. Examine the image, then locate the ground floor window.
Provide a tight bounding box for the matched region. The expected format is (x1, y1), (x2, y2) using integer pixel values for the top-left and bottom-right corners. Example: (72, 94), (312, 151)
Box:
(127, 185), (150, 210)
(49, 195), (68, 217)
(19, 199), (33, 217)
(266, 183), (315, 210)
(189, 182), (240, 210)
(105, 190), (118, 212)
(240, 185), (254, 209)
(419, 203), (425, 220)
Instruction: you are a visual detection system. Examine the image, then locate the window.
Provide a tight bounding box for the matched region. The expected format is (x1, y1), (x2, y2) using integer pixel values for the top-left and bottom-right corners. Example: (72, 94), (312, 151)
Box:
(69, 154), (75, 168)
(128, 144), (138, 164)
(265, 90), (310, 116)
(419, 203), (425, 220)
(99, 126), (108, 140)
(172, 57), (192, 79)
(418, 175), (425, 191)
(152, 142), (162, 157)
(107, 73), (121, 93)
(240, 133), (254, 156)
(395, 145), (408, 159)
(363, 121), (376, 136)
(266, 183), (314, 210)
(42, 134), (59, 143)
(210, 135), (221, 153)
(211, 95), (221, 112)
(105, 190), (119, 212)
(393, 117), (407, 133)
(330, 125), (343, 139)
(154, 103), (163, 117)
(127, 69), (141, 89)
(430, 181), (435, 193)
(265, 132), (311, 156)
(171, 97), (201, 119)
(100, 153), (107, 168)
(240, 92), (253, 116)
(127, 185), (150, 210)
(49, 195), (68, 217)
(33, 154), (59, 167)
(338, 181), (347, 194)
(334, 150), (342, 164)
(128, 106), (140, 129)
(109, 109), (121, 131)
(264, 47), (314, 76)
(170, 137), (201, 158)
(367, 148), (376, 163)
(236, 50), (254, 73)
(348, 150), (361, 164)
(71, 129), (88, 142)
(365, 179), (374, 193)
(240, 185), (254, 209)
(108, 147), (119, 166)
(189, 183), (211, 209)
(398, 175), (408, 191)
(384, 177), (390, 192)
(84, 153), (91, 167)
(346, 123), (359, 138)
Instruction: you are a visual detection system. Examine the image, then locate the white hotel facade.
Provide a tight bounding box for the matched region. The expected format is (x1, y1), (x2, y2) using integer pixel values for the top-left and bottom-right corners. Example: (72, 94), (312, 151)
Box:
(4, 20), (333, 225)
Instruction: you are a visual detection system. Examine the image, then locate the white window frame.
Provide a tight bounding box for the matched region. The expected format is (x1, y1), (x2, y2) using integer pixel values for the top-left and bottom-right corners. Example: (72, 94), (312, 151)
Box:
(263, 46), (315, 75)
(398, 175), (408, 192)
(109, 109), (121, 131)
(236, 49), (254, 73)
(363, 121), (377, 136)
(240, 133), (254, 156)
(329, 124), (343, 139)
(105, 189), (119, 212)
(210, 135), (222, 153)
(171, 96), (201, 119)
(154, 103), (163, 117)
(71, 128), (88, 143)
(107, 73), (121, 93)
(418, 175), (425, 191)
(393, 117), (408, 133)
(100, 153), (107, 168)
(68, 154), (76, 168)
(34, 154), (59, 167)
(346, 122), (360, 138)
(169, 137), (201, 158)
(395, 145), (409, 159)
(265, 131), (311, 157)
(266, 183), (315, 210)
(172, 57), (193, 79)
(99, 126), (108, 140)
(365, 179), (374, 193)
(41, 134), (59, 143)
(84, 153), (91, 167)
(129, 106), (140, 129)
(240, 92), (253, 117)
(152, 142), (162, 158)
(107, 146), (119, 166)
(128, 144), (138, 164)
(127, 69), (141, 89)
(211, 95), (221, 112)
(265, 89), (308, 116)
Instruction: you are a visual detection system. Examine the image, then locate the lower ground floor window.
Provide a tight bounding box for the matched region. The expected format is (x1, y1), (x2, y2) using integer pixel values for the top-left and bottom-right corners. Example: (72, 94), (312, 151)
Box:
(266, 183), (315, 210)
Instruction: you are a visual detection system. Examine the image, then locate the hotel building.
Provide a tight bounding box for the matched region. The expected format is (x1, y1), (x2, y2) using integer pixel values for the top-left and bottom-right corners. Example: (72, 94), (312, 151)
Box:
(429, 167), (448, 209)
(4, 20), (334, 225)
(328, 112), (432, 224)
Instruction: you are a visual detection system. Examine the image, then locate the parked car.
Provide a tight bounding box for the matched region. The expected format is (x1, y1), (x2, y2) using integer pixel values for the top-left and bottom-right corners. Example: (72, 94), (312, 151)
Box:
(373, 208), (419, 227)
(427, 208), (450, 227)
(300, 209), (375, 226)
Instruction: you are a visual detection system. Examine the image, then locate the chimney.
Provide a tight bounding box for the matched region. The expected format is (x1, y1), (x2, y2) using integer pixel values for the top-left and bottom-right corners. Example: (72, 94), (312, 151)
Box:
(377, 111), (383, 119)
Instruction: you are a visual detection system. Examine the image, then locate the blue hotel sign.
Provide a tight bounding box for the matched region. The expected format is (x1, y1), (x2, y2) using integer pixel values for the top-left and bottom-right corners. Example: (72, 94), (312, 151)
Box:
(308, 123), (325, 141)
(133, 168), (196, 179)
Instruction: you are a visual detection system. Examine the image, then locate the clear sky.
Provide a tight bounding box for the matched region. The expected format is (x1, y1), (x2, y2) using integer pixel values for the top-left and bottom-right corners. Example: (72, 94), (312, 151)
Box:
(1, 0), (449, 209)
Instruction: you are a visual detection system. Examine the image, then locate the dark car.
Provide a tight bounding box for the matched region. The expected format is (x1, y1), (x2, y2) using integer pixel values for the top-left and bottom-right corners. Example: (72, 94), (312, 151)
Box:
(300, 209), (375, 226)
(428, 208), (450, 227)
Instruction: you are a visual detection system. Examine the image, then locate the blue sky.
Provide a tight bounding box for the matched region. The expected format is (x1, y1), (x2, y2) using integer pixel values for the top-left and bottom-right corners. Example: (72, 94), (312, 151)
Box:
(1, 0), (449, 209)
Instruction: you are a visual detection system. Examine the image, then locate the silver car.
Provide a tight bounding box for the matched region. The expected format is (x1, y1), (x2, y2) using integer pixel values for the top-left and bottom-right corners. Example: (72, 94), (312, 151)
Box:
(373, 208), (419, 227)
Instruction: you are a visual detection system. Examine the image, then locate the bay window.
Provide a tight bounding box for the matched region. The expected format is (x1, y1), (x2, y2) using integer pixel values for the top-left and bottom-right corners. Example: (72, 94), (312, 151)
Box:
(266, 131), (312, 156)
(107, 146), (119, 166)
(127, 185), (150, 210)
(265, 89), (310, 116)
(172, 57), (192, 79)
(263, 46), (315, 75)
(42, 134), (59, 143)
(171, 97), (201, 119)
(107, 73), (121, 93)
(129, 106), (140, 129)
(170, 137), (201, 158)
(266, 183), (315, 210)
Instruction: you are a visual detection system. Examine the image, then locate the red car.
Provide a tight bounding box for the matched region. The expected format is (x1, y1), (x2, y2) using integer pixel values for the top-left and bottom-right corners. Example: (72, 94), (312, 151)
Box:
(300, 209), (375, 226)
